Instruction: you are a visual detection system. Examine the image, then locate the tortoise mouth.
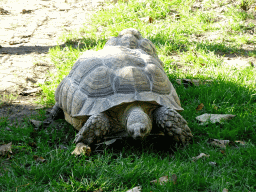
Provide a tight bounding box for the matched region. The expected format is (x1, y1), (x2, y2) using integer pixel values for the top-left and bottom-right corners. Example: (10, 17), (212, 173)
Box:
(128, 126), (150, 140)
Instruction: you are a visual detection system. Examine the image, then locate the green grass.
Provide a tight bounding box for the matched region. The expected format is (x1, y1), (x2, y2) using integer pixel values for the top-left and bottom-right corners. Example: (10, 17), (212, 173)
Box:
(1, 0), (256, 191)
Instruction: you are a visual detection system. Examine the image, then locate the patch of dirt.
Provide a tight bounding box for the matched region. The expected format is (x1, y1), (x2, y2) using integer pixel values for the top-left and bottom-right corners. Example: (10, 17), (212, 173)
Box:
(0, 0), (109, 125)
(170, 0), (256, 70)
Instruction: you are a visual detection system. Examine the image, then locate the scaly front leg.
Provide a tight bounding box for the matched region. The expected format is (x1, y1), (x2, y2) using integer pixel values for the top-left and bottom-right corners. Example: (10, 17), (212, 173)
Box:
(153, 107), (193, 144)
(74, 112), (110, 145)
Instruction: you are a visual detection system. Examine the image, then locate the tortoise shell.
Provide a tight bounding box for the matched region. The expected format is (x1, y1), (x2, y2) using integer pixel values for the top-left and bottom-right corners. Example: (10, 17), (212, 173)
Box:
(55, 29), (183, 118)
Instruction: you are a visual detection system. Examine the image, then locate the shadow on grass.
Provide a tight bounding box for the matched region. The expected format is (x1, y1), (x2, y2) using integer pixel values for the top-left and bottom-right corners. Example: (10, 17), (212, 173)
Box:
(0, 44), (65, 56)
(63, 36), (107, 50)
(195, 41), (256, 57)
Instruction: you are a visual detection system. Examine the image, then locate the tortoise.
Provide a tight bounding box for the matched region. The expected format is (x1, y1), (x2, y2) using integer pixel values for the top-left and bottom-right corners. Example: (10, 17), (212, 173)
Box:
(50, 28), (193, 146)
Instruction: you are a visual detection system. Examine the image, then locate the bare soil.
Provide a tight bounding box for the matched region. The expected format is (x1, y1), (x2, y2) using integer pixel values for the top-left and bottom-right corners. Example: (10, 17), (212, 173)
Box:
(0, 0), (105, 125)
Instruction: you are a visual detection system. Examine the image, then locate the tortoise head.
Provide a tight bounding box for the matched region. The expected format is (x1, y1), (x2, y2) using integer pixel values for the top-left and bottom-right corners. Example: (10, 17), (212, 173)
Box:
(126, 105), (152, 140)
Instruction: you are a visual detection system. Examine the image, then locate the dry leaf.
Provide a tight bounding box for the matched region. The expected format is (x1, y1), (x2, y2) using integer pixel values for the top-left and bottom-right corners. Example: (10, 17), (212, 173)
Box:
(182, 79), (193, 87)
(150, 175), (178, 185)
(94, 187), (103, 192)
(150, 174), (177, 185)
(35, 106), (45, 110)
(209, 162), (217, 166)
(0, 142), (12, 156)
(235, 140), (246, 145)
(176, 79), (213, 87)
(191, 79), (202, 87)
(71, 143), (91, 156)
(196, 113), (236, 125)
(33, 155), (46, 163)
(150, 176), (169, 185)
(190, 79), (200, 86)
(20, 88), (41, 96)
(196, 103), (204, 111)
(223, 188), (228, 192)
(220, 150), (226, 155)
(176, 79), (182, 85)
(139, 16), (154, 23)
(28, 142), (37, 148)
(126, 186), (141, 192)
(212, 104), (218, 110)
(174, 14), (180, 20)
(148, 17), (153, 23)
(21, 9), (32, 14)
(59, 144), (68, 150)
(16, 183), (30, 190)
(208, 139), (230, 149)
(203, 80), (214, 84)
(29, 119), (43, 128)
(0, 8), (10, 15)
(192, 153), (210, 161)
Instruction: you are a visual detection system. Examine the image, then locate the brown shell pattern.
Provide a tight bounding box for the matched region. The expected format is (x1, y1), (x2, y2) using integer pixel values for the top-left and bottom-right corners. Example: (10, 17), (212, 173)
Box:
(55, 46), (183, 117)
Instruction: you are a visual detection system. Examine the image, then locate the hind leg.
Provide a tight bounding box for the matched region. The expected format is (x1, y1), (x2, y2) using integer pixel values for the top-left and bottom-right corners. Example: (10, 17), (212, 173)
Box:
(74, 112), (110, 145)
(153, 107), (193, 144)
(50, 103), (64, 120)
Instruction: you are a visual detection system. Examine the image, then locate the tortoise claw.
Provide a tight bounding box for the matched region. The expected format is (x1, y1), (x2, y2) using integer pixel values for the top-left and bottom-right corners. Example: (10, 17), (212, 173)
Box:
(74, 113), (110, 145)
(74, 134), (84, 144)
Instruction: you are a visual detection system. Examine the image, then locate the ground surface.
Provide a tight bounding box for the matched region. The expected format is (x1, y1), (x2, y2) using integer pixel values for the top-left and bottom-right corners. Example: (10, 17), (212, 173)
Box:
(0, 0), (105, 124)
(0, 0), (255, 125)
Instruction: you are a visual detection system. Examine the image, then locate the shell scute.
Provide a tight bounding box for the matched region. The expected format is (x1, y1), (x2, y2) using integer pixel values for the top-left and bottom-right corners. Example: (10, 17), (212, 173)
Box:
(115, 66), (150, 93)
(80, 66), (115, 97)
(71, 89), (88, 116)
(55, 78), (65, 104)
(60, 78), (71, 111)
(66, 84), (78, 115)
(145, 64), (171, 94)
(72, 58), (103, 84)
